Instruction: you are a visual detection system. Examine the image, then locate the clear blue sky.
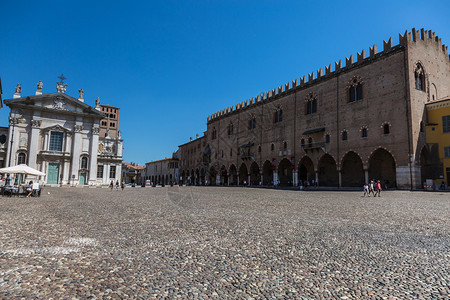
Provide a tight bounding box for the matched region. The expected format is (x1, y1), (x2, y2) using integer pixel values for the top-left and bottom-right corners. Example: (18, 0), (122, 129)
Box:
(1, 0), (449, 165)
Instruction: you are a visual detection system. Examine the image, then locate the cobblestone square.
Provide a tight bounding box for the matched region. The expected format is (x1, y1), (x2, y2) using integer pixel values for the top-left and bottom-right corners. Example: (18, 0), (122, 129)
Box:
(0, 187), (448, 299)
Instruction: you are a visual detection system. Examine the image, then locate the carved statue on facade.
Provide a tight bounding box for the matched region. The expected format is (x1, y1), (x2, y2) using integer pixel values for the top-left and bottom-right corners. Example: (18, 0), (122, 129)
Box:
(78, 88), (84, 99)
(37, 81), (43, 90)
(95, 97), (100, 107)
(56, 82), (68, 93)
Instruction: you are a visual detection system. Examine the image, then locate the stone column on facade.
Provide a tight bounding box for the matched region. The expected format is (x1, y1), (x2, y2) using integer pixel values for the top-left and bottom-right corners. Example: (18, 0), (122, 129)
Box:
(116, 163), (122, 182)
(105, 164), (111, 183)
(338, 170), (342, 188)
(89, 126), (100, 184)
(237, 174), (240, 186)
(273, 172), (278, 186)
(5, 118), (15, 167)
(248, 174), (251, 186)
(260, 173), (263, 186)
(364, 169), (369, 184)
(71, 124), (83, 184)
(43, 132), (49, 151)
(293, 171), (298, 186)
(28, 120), (41, 169)
(64, 160), (70, 185)
(315, 171), (319, 186)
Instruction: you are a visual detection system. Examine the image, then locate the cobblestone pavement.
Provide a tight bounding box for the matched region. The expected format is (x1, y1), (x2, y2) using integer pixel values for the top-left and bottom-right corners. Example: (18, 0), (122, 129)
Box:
(0, 187), (448, 299)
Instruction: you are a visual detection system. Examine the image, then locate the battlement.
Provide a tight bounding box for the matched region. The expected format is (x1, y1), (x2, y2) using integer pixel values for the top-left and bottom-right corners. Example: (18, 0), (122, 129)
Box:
(207, 28), (449, 124)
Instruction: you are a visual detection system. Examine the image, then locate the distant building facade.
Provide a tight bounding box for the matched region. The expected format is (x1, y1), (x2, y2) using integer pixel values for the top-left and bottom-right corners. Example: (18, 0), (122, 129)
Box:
(122, 162), (145, 184)
(178, 134), (207, 185)
(178, 28), (450, 189)
(145, 157), (179, 185)
(424, 97), (450, 188)
(3, 81), (123, 185)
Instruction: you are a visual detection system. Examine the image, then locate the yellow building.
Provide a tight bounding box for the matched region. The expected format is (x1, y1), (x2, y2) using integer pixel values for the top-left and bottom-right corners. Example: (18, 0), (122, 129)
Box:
(424, 97), (450, 189)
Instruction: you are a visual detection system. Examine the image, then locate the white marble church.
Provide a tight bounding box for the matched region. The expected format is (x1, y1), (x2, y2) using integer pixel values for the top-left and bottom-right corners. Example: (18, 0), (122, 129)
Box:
(2, 81), (123, 186)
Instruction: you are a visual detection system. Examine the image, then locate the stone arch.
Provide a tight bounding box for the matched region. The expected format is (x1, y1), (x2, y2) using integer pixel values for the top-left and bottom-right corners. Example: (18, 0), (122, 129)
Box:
(239, 163), (249, 185)
(195, 169), (200, 185)
(341, 151), (364, 187)
(180, 171), (185, 185)
(229, 164), (237, 185)
(262, 160), (273, 186)
(368, 148), (396, 188)
(200, 168), (205, 185)
(278, 158), (293, 186)
(220, 165), (228, 186)
(298, 156), (314, 184)
(209, 166), (216, 185)
(420, 144), (442, 187)
(318, 154), (338, 186)
(430, 83), (438, 101)
(191, 169), (195, 185)
(249, 162), (260, 185)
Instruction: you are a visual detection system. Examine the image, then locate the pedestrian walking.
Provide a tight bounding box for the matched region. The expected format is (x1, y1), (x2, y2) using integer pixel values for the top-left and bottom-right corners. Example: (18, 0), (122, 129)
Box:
(115, 180), (119, 191)
(109, 180), (114, 191)
(374, 180), (382, 197)
(121, 180), (125, 191)
(363, 183), (369, 197)
(369, 180), (374, 196)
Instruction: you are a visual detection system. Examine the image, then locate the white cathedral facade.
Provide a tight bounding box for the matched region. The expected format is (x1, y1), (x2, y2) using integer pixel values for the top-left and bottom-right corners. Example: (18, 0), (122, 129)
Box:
(2, 81), (123, 186)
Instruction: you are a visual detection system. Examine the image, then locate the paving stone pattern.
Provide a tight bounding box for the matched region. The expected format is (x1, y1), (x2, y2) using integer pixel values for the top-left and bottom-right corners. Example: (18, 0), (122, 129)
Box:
(0, 187), (448, 299)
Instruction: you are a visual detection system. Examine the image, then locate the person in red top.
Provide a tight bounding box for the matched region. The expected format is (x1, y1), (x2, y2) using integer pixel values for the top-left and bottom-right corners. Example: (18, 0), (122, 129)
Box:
(374, 180), (382, 197)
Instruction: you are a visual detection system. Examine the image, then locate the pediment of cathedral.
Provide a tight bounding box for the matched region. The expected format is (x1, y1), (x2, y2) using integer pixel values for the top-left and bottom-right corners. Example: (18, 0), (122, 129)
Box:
(4, 93), (104, 118)
(41, 124), (72, 133)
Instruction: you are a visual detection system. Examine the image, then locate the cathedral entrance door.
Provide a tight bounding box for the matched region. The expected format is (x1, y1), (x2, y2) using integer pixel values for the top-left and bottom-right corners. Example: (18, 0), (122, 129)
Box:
(47, 163), (59, 184)
(80, 173), (86, 185)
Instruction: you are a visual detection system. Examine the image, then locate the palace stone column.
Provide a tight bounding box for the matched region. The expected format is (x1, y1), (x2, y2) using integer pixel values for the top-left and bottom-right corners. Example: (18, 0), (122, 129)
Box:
(28, 119), (41, 169)
(71, 124), (83, 183)
(89, 126), (100, 184)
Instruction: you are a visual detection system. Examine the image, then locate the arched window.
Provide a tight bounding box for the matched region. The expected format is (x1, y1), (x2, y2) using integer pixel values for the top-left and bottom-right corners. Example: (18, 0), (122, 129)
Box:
(306, 93), (317, 115)
(361, 127), (368, 138)
(212, 128), (217, 140)
(81, 157), (88, 169)
(342, 131), (348, 141)
(258, 146), (261, 153)
(325, 134), (330, 144)
(273, 108), (283, 123)
(414, 64), (426, 91)
(283, 142), (287, 150)
(248, 116), (256, 130)
(271, 144), (275, 151)
(230, 149), (233, 157)
(221, 150), (224, 158)
(301, 139), (305, 147)
(383, 123), (390, 135)
(17, 153), (26, 165)
(308, 137), (312, 147)
(348, 77), (363, 102)
(227, 123), (233, 136)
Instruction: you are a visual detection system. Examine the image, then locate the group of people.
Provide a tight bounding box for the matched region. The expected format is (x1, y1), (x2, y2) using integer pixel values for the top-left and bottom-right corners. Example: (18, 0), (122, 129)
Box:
(110, 180), (125, 191)
(363, 180), (382, 197)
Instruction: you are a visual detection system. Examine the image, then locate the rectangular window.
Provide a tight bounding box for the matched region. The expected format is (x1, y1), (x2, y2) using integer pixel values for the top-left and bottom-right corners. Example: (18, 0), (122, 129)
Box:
(443, 115), (450, 133)
(97, 165), (104, 178)
(445, 147), (450, 158)
(110, 166), (116, 178)
(49, 132), (64, 151)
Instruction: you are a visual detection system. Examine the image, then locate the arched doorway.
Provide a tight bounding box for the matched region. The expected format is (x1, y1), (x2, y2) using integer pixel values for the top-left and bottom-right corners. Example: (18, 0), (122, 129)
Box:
(278, 158), (293, 186)
(298, 156), (314, 184)
(250, 162), (260, 185)
(420, 145), (442, 188)
(220, 165), (228, 186)
(239, 163), (248, 185)
(195, 169), (200, 185)
(318, 154), (338, 186)
(209, 166), (216, 185)
(262, 160), (273, 185)
(229, 164), (237, 185)
(341, 151), (364, 187)
(368, 148), (396, 188)
(200, 168), (205, 185)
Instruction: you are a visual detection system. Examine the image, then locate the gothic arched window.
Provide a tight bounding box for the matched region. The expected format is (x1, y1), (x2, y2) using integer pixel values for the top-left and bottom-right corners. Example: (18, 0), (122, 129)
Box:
(348, 77), (364, 102)
(306, 93), (317, 115)
(273, 108), (283, 123)
(414, 64), (426, 91)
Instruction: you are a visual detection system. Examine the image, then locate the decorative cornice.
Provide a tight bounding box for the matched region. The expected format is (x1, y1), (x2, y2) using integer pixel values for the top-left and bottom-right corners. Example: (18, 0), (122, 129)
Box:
(74, 125), (83, 133)
(91, 126), (100, 135)
(31, 120), (41, 128)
